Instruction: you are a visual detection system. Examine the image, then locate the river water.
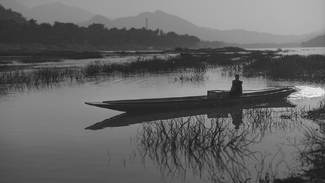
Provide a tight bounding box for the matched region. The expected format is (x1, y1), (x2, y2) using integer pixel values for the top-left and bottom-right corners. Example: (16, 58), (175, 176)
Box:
(0, 47), (325, 183)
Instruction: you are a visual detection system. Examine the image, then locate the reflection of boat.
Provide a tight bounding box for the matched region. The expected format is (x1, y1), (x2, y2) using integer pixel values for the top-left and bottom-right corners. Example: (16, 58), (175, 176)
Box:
(85, 87), (296, 112)
(85, 100), (296, 130)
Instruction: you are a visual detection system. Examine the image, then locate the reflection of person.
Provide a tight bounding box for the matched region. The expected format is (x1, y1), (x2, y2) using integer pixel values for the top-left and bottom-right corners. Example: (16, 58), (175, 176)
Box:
(230, 74), (243, 96)
(230, 109), (243, 130)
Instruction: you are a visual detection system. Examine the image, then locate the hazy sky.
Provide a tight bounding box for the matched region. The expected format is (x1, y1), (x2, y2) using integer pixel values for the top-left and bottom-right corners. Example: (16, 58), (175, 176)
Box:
(17, 0), (325, 35)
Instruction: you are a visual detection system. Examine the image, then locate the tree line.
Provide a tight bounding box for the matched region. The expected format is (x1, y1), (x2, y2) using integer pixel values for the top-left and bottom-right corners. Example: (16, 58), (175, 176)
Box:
(0, 5), (201, 50)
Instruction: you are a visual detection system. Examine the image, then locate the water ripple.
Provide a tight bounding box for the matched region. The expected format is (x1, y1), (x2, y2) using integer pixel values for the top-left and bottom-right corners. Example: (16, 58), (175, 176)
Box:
(290, 86), (325, 99)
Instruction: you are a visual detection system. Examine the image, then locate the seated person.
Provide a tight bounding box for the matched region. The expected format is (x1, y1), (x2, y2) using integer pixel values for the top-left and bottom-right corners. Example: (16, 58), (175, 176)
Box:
(230, 74), (243, 96)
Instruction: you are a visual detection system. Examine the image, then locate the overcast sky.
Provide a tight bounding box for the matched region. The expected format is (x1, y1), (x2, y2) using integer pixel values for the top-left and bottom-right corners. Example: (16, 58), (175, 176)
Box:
(17, 0), (325, 35)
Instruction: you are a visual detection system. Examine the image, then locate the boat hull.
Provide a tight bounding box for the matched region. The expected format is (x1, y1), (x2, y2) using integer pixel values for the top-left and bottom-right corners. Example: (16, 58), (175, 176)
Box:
(85, 100), (296, 130)
(85, 87), (296, 112)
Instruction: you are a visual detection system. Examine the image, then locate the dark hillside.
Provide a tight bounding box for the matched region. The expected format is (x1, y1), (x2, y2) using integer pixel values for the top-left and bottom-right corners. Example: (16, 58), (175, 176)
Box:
(301, 34), (325, 47)
(0, 4), (27, 24)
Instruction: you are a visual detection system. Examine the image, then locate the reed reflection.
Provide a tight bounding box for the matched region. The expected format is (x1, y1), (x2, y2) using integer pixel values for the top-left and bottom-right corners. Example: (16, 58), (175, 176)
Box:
(244, 107), (305, 138)
(137, 116), (252, 182)
(297, 123), (325, 182)
(86, 100), (308, 182)
(135, 110), (300, 183)
(285, 100), (325, 182)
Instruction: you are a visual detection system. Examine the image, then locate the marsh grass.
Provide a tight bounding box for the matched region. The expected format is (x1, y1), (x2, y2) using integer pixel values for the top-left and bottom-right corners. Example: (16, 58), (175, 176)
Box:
(0, 53), (232, 87)
(304, 98), (325, 120)
(1, 52), (325, 90)
(2, 48), (325, 83)
(174, 72), (207, 82)
(174, 68), (208, 82)
(241, 55), (325, 82)
(0, 67), (82, 86)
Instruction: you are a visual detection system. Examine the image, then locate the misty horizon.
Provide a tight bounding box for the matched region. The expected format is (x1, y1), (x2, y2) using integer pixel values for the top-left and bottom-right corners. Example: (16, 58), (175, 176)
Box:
(9, 0), (325, 36)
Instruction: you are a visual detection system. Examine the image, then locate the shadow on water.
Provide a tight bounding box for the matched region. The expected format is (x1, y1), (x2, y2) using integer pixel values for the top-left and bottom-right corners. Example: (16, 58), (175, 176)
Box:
(85, 100), (296, 130)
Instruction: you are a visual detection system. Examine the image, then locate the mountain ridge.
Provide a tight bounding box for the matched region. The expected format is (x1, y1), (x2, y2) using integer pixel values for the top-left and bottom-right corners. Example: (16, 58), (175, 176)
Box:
(0, 0), (95, 24)
(23, 2), (95, 24)
(79, 14), (116, 28)
(0, 0), (28, 13)
(1, 0), (324, 45)
(79, 10), (324, 44)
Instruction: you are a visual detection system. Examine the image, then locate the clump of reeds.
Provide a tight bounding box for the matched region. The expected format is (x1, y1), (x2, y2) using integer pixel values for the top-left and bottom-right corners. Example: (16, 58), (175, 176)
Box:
(0, 67), (82, 86)
(304, 99), (325, 120)
(174, 67), (208, 82)
(82, 58), (199, 76)
(82, 60), (146, 77)
(175, 72), (206, 82)
(211, 54), (325, 83)
(241, 55), (325, 82)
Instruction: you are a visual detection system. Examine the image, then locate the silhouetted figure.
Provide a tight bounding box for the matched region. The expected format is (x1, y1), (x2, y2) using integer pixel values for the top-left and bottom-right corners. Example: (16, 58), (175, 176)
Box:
(230, 74), (243, 96)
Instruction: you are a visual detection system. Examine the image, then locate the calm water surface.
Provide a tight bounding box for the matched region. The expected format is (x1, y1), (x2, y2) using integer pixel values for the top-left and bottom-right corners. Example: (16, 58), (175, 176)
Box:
(248, 47), (325, 55)
(1, 50), (325, 183)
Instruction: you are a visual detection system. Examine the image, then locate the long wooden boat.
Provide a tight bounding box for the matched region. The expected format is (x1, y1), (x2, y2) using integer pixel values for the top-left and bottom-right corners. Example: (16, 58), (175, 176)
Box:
(85, 100), (296, 130)
(85, 86), (296, 113)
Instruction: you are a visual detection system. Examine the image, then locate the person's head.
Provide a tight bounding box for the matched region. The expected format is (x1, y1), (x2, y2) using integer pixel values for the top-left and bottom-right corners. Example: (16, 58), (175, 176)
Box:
(235, 74), (240, 80)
